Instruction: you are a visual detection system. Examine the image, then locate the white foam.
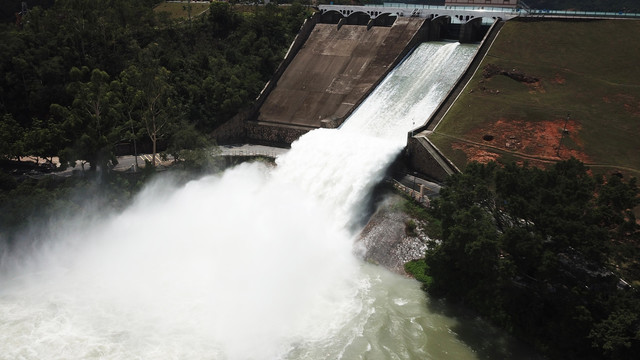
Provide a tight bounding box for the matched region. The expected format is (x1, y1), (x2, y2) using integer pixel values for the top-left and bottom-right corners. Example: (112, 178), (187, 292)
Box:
(0, 42), (484, 360)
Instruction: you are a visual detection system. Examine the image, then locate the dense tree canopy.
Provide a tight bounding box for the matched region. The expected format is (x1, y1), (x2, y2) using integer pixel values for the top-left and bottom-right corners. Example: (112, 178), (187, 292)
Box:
(419, 159), (640, 359)
(0, 1), (311, 170)
(0, 0), (310, 243)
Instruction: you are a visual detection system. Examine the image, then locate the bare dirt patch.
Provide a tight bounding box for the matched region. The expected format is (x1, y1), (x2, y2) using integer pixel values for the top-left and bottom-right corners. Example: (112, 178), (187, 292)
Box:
(552, 73), (566, 85)
(451, 143), (501, 163)
(451, 118), (591, 165)
(527, 80), (545, 94)
(481, 63), (543, 93)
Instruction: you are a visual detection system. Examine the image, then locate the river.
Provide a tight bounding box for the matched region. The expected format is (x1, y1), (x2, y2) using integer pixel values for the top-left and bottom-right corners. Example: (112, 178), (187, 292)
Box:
(0, 42), (542, 359)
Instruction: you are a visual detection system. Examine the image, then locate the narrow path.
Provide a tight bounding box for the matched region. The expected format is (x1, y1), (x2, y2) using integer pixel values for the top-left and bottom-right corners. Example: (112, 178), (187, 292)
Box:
(433, 132), (640, 175)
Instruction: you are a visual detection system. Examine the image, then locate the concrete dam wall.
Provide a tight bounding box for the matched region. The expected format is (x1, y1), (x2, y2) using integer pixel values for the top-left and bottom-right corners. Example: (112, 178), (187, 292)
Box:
(246, 17), (427, 145)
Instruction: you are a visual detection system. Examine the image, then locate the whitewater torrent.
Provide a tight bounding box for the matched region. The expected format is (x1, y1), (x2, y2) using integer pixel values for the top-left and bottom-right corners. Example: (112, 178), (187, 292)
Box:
(0, 42), (538, 360)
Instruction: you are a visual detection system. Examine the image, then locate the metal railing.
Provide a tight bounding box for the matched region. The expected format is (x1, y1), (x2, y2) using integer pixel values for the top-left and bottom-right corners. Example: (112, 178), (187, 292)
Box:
(218, 149), (285, 158)
(359, 3), (640, 19)
(522, 9), (640, 19)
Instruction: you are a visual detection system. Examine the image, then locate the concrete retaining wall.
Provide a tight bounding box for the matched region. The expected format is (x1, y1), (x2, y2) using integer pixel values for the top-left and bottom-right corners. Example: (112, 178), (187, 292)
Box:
(406, 137), (457, 183)
(245, 122), (308, 147)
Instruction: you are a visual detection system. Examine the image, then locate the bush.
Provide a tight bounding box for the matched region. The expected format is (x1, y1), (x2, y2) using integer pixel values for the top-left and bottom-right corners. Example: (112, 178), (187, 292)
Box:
(404, 259), (432, 287)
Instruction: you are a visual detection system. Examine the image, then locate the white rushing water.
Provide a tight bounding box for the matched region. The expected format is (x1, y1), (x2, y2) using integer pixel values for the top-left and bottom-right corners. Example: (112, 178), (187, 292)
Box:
(341, 42), (478, 144)
(0, 42), (537, 360)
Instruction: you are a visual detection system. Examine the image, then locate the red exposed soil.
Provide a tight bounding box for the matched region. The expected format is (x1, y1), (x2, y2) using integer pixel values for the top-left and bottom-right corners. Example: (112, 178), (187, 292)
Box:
(451, 118), (590, 166)
(451, 144), (501, 163)
(528, 80), (545, 94)
(552, 73), (566, 85)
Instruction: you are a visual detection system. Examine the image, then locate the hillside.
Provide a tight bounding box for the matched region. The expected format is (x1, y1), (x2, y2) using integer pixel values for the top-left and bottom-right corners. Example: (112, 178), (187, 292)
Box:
(429, 19), (640, 177)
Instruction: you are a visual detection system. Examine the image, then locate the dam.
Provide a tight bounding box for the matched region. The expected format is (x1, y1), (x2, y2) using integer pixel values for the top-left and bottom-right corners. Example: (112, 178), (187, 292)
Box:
(242, 6), (502, 147)
(210, 4), (640, 181)
(0, 4), (547, 358)
(246, 15), (429, 145)
(0, 38), (541, 360)
(224, 5), (502, 182)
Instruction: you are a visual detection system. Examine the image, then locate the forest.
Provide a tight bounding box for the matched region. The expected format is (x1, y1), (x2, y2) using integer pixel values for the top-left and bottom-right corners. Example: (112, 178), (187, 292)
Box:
(0, 0), (310, 241)
(408, 159), (640, 360)
(0, 0), (310, 172)
(2, 2), (640, 359)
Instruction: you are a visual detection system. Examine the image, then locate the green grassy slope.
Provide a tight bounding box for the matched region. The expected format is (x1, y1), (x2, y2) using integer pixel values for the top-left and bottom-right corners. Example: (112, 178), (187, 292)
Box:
(431, 19), (640, 176)
(154, 1), (211, 20)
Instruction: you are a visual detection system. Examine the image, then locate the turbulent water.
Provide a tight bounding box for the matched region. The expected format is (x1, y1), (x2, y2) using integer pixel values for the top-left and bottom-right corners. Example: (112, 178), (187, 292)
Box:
(341, 42), (478, 144)
(0, 42), (539, 359)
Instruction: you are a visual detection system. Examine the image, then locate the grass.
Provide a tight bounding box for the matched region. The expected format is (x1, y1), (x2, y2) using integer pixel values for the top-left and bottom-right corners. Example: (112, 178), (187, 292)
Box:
(154, 1), (212, 20)
(431, 19), (640, 176)
(404, 259), (432, 287)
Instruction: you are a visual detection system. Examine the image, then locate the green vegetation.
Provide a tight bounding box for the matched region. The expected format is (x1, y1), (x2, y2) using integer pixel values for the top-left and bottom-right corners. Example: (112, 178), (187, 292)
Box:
(431, 20), (640, 176)
(0, 0), (311, 172)
(0, 0), (310, 241)
(404, 258), (432, 286)
(405, 218), (418, 236)
(396, 191), (443, 239)
(414, 159), (640, 360)
(0, 170), (148, 243)
(154, 1), (212, 21)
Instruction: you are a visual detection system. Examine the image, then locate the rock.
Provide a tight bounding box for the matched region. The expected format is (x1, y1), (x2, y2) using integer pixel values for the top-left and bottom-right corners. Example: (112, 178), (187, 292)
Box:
(356, 194), (429, 275)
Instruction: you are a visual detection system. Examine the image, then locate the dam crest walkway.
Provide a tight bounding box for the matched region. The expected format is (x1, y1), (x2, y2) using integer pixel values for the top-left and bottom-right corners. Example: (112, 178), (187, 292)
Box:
(319, 4), (640, 22)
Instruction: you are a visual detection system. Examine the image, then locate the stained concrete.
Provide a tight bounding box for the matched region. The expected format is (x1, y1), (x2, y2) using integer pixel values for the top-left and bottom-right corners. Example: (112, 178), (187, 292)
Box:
(257, 18), (426, 129)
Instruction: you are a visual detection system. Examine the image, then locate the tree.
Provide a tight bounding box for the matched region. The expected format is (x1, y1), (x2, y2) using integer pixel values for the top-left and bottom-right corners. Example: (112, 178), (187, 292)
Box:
(423, 159), (640, 360)
(138, 60), (180, 167)
(208, 1), (241, 38)
(60, 66), (123, 172)
(116, 64), (145, 171)
(1, 0), (311, 165)
(165, 120), (220, 172)
(0, 113), (24, 161)
(426, 162), (508, 318)
(22, 116), (65, 167)
(589, 292), (640, 360)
